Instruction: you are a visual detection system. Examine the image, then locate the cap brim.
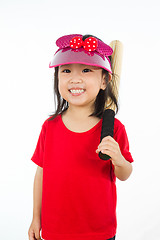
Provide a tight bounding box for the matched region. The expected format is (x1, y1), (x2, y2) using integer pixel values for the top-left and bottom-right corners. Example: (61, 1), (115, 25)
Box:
(49, 47), (112, 73)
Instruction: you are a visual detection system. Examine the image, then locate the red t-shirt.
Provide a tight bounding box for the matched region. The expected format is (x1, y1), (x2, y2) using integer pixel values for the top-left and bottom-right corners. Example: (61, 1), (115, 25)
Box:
(31, 113), (134, 240)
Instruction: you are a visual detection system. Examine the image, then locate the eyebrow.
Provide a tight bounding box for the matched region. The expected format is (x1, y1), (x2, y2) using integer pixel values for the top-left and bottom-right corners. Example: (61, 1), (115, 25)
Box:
(91, 66), (101, 69)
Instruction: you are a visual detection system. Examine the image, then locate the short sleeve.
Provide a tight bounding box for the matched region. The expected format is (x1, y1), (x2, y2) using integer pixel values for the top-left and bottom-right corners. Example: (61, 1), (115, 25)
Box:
(31, 121), (47, 167)
(115, 125), (134, 163)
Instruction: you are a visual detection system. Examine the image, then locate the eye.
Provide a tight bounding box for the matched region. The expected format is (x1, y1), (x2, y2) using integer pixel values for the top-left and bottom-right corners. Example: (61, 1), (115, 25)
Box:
(83, 68), (91, 73)
(61, 68), (91, 73)
(62, 69), (71, 73)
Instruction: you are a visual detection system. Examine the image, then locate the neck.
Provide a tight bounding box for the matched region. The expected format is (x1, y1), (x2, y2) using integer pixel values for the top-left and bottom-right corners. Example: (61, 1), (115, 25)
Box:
(66, 105), (95, 121)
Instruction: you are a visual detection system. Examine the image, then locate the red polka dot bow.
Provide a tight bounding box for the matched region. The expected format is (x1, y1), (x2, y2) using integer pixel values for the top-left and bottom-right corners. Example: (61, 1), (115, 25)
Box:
(55, 34), (113, 57)
(69, 36), (98, 52)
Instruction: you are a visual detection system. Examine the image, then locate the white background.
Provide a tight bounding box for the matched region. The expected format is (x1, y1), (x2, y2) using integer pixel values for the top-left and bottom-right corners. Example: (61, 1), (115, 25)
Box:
(0, 0), (160, 239)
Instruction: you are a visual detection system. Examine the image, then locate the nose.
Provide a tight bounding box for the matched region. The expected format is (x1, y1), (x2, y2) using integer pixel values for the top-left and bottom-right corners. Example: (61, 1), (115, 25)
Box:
(70, 71), (83, 83)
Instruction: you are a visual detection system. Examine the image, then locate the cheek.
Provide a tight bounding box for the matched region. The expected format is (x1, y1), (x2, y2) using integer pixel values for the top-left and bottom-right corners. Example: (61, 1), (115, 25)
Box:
(87, 77), (101, 91)
(58, 80), (64, 96)
(58, 79), (69, 97)
(86, 84), (100, 98)
(58, 77), (65, 90)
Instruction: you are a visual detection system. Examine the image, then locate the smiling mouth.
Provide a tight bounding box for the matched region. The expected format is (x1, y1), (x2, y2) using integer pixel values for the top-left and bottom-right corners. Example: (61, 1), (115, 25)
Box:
(69, 89), (85, 96)
(69, 89), (85, 93)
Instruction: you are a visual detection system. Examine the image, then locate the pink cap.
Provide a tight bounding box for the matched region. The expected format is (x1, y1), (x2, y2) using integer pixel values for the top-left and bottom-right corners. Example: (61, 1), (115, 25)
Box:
(49, 34), (113, 74)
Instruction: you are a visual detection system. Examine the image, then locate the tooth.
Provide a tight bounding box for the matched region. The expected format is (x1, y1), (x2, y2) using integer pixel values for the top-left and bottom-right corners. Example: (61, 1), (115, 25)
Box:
(70, 89), (84, 93)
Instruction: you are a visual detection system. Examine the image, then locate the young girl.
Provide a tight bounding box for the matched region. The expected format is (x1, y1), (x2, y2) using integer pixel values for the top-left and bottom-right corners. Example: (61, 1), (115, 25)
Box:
(28, 34), (134, 240)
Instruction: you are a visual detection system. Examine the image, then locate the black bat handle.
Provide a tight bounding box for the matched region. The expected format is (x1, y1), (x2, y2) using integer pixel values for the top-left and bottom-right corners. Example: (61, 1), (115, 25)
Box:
(99, 109), (115, 160)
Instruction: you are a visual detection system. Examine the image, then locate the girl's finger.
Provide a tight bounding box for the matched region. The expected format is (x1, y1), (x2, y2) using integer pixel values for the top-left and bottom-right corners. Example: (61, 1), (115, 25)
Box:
(35, 233), (41, 240)
(96, 146), (115, 154)
(102, 135), (116, 143)
(100, 149), (111, 154)
(28, 235), (35, 240)
(97, 141), (116, 151)
(28, 230), (35, 240)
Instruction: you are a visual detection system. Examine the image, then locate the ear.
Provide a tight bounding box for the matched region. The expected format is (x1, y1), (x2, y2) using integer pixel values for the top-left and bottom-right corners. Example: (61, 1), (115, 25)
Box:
(108, 72), (112, 82)
(101, 72), (112, 90)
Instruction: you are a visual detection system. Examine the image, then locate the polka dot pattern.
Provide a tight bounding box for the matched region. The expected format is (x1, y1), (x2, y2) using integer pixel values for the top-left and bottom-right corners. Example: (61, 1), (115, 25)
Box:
(69, 36), (84, 49)
(56, 34), (83, 49)
(69, 36), (98, 52)
(55, 34), (113, 57)
(83, 37), (98, 51)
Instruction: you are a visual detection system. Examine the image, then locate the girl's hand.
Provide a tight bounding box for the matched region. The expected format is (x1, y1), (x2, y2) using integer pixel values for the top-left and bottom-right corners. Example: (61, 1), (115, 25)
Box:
(28, 218), (42, 240)
(96, 136), (125, 167)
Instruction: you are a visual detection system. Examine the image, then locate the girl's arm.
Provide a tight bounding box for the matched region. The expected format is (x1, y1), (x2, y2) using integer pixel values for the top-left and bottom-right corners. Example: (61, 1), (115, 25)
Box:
(28, 166), (43, 240)
(114, 156), (133, 181)
(96, 136), (133, 181)
(33, 166), (43, 220)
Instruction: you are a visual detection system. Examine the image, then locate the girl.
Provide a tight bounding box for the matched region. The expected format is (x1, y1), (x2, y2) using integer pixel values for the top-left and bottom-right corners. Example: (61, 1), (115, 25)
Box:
(28, 34), (134, 240)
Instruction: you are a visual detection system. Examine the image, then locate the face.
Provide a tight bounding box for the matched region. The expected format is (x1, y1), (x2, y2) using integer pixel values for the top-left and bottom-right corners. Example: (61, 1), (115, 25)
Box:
(58, 63), (110, 110)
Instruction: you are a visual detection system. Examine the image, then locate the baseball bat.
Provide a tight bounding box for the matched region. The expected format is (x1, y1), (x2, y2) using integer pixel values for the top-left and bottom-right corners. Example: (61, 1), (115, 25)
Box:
(99, 40), (123, 160)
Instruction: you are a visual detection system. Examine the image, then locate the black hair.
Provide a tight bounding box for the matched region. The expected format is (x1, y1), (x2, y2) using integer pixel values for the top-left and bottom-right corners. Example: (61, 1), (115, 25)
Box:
(47, 34), (119, 121)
